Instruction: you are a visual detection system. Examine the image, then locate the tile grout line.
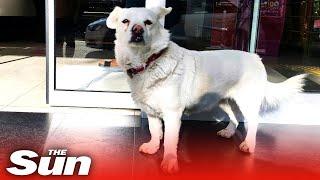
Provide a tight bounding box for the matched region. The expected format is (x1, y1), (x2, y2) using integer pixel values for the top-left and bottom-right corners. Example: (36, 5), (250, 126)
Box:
(2, 80), (45, 110)
(0, 56), (32, 64)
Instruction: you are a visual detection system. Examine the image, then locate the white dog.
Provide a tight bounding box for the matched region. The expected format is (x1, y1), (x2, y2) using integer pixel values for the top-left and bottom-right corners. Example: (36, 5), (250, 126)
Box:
(107, 6), (305, 173)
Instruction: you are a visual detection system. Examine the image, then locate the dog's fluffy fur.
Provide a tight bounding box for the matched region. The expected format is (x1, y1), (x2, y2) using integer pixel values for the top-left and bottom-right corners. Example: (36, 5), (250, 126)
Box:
(107, 6), (306, 173)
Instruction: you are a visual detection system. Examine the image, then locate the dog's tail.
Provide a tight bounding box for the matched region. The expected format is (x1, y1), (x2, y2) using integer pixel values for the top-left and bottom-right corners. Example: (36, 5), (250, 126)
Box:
(262, 74), (307, 110)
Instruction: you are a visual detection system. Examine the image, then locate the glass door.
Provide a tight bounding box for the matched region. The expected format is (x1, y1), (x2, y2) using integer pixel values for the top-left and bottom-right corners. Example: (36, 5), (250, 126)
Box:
(164, 0), (259, 52)
(256, 0), (320, 92)
(47, 0), (260, 108)
(46, 0), (146, 108)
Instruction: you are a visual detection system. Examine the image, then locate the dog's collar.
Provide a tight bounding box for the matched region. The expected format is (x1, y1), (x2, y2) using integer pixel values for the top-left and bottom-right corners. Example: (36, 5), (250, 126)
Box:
(126, 48), (167, 78)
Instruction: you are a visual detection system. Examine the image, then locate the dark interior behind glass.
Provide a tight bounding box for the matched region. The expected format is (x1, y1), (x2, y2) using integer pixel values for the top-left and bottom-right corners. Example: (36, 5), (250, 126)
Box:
(166, 0), (253, 51)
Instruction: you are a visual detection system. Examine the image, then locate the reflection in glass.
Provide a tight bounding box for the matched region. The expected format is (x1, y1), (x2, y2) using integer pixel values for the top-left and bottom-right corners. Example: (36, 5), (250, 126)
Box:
(256, 0), (320, 92)
(55, 0), (254, 92)
(257, 0), (320, 66)
(166, 0), (253, 51)
(55, 0), (130, 92)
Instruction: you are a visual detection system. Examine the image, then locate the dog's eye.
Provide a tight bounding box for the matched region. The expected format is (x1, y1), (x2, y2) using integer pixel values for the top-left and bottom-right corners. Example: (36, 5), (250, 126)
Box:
(144, 20), (152, 25)
(122, 19), (129, 24)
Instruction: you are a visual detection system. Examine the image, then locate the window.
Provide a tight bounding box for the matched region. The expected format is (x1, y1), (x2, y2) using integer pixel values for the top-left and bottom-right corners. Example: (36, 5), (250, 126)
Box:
(166, 0), (254, 51)
(55, 0), (132, 92)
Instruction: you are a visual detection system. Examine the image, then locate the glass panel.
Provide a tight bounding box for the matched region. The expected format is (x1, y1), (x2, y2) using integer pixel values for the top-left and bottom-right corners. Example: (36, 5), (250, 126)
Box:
(0, 0), (45, 56)
(256, 0), (320, 92)
(55, 0), (144, 92)
(166, 0), (253, 51)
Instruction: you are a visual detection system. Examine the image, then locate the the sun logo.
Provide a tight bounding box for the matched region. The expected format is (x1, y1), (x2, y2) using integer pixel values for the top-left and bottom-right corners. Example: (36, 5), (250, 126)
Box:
(6, 149), (91, 176)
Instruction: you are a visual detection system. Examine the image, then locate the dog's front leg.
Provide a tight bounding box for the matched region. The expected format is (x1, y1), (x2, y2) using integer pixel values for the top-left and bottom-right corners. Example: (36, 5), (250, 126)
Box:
(239, 120), (258, 153)
(139, 115), (163, 154)
(161, 110), (182, 173)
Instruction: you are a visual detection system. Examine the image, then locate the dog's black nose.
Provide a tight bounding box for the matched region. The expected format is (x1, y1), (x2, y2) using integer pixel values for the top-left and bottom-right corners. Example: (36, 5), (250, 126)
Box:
(131, 24), (144, 34)
(130, 24), (144, 43)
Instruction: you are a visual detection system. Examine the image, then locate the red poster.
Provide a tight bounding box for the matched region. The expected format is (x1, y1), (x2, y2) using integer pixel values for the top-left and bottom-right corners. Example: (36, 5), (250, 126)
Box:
(257, 0), (287, 56)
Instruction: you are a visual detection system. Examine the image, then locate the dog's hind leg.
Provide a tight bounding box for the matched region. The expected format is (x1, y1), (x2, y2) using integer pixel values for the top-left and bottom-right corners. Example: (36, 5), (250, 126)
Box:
(234, 95), (262, 153)
(139, 115), (163, 154)
(217, 101), (239, 138)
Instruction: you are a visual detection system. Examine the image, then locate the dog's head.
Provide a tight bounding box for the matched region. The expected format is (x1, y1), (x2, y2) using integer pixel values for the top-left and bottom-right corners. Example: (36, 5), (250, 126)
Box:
(106, 6), (172, 48)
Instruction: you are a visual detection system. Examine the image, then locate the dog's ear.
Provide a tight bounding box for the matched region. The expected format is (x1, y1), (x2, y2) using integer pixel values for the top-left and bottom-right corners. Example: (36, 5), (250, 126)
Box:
(149, 7), (172, 19)
(107, 6), (122, 29)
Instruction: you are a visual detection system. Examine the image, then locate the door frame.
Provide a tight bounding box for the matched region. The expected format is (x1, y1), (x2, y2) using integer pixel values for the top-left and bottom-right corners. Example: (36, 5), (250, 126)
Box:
(249, 0), (260, 53)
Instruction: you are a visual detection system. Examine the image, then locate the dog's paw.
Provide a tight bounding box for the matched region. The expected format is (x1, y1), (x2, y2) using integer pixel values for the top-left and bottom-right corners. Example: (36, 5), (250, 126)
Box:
(139, 142), (159, 155)
(239, 140), (255, 153)
(217, 128), (235, 138)
(161, 154), (179, 174)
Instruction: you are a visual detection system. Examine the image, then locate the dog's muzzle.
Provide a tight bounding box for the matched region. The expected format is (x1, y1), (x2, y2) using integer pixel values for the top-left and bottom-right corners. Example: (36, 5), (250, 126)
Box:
(130, 24), (144, 43)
